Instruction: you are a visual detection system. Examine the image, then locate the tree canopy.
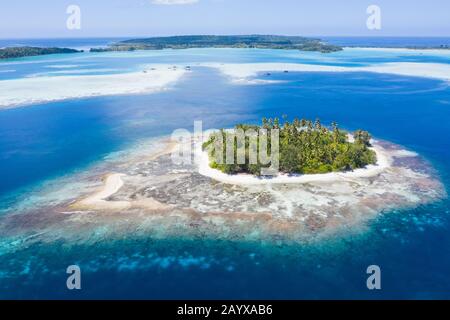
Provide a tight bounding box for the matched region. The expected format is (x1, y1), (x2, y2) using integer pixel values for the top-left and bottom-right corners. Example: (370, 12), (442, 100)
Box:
(203, 118), (377, 175)
(0, 47), (81, 59)
(91, 35), (342, 53)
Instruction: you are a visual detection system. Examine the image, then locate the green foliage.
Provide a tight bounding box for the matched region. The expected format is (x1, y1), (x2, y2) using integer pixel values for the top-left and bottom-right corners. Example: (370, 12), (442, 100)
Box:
(203, 118), (377, 176)
(353, 129), (372, 147)
(0, 47), (81, 59)
(90, 35), (343, 53)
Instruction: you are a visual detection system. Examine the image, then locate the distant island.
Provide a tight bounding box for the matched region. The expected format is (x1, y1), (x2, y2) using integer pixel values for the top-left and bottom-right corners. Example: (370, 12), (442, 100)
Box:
(203, 118), (377, 175)
(90, 35), (343, 53)
(0, 47), (82, 59)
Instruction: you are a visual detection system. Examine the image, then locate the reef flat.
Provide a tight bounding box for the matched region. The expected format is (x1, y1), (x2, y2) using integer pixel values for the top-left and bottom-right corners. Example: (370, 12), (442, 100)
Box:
(0, 136), (445, 253)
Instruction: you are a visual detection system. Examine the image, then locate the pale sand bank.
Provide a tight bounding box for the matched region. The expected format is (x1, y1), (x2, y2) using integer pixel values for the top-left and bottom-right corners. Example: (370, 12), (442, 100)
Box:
(74, 172), (172, 211)
(73, 140), (178, 211)
(0, 65), (186, 109)
(76, 173), (130, 210)
(361, 63), (450, 82)
(346, 47), (450, 55)
(2, 61), (448, 109)
(197, 140), (391, 185)
(200, 62), (450, 84)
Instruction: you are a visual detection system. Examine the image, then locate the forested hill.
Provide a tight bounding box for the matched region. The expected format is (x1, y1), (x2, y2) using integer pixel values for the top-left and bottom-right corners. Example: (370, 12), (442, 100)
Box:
(0, 47), (81, 59)
(90, 35), (343, 53)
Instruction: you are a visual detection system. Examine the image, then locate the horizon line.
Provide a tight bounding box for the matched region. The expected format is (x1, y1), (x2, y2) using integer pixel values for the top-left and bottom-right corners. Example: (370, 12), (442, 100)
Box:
(1, 34), (450, 41)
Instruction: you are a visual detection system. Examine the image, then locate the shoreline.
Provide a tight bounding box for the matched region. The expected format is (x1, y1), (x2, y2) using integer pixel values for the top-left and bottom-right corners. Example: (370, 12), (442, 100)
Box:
(74, 173), (130, 210)
(0, 135), (446, 246)
(71, 139), (178, 211)
(197, 140), (391, 185)
(72, 172), (173, 212)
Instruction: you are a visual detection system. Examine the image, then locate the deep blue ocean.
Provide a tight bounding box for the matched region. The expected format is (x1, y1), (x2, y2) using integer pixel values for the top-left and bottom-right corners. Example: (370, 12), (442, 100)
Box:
(0, 38), (449, 299)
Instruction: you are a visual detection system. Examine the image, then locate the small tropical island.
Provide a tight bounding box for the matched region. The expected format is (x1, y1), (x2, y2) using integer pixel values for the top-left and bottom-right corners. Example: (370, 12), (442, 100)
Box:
(202, 118), (377, 175)
(90, 35), (343, 53)
(0, 46), (81, 59)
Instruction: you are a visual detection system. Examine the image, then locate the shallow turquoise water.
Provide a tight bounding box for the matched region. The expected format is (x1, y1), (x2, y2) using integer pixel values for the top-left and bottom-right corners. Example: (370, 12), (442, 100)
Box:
(0, 43), (449, 299)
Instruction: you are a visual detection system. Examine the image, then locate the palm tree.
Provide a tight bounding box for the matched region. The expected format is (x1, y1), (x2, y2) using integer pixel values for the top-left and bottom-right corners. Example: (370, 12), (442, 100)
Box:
(353, 130), (371, 147)
(262, 117), (268, 129)
(315, 118), (321, 130)
(274, 117), (280, 129)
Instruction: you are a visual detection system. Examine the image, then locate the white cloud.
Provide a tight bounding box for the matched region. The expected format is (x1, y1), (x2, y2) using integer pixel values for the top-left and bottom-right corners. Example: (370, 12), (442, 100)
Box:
(151, 0), (199, 5)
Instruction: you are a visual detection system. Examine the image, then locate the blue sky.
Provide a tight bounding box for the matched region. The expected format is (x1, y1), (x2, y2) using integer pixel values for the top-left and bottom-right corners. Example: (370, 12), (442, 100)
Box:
(0, 0), (449, 38)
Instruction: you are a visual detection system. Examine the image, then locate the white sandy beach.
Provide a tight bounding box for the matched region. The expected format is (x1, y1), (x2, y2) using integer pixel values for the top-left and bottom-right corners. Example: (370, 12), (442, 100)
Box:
(0, 65), (186, 109)
(200, 62), (450, 84)
(197, 140), (396, 185)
